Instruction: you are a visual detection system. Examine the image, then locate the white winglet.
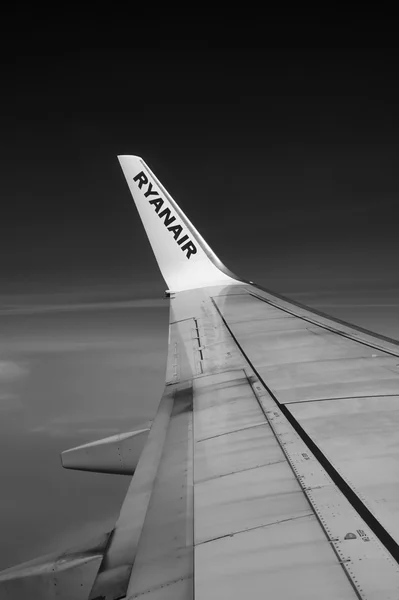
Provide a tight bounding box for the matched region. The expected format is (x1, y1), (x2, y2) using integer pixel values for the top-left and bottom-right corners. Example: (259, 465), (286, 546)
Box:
(118, 156), (241, 292)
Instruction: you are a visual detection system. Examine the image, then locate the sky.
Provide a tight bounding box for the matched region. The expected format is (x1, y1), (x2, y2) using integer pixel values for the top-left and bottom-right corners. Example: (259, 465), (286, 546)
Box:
(1, 28), (399, 568)
(0, 302), (169, 568)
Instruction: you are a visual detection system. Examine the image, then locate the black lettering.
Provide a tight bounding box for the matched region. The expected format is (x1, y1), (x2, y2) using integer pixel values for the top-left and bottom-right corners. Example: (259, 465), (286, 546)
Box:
(181, 240), (197, 259)
(176, 234), (189, 246)
(133, 171), (148, 189)
(167, 224), (183, 239)
(144, 182), (159, 198)
(149, 197), (164, 213)
(158, 207), (176, 227)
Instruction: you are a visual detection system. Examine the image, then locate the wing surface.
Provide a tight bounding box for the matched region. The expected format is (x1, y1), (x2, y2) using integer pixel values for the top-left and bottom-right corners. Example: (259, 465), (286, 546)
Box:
(91, 281), (399, 600)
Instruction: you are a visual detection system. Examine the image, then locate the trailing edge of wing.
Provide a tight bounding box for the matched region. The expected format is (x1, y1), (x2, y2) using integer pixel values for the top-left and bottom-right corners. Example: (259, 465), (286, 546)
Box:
(118, 155), (241, 292)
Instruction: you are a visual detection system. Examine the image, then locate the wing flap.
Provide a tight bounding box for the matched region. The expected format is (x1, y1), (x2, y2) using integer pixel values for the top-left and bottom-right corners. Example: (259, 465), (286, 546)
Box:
(125, 384), (194, 599)
(0, 533), (110, 600)
(61, 428), (150, 475)
(0, 555), (102, 600)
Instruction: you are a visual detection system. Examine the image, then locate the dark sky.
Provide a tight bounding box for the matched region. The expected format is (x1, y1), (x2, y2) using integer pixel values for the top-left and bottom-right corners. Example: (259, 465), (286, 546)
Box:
(1, 23), (399, 569)
(4, 32), (399, 300)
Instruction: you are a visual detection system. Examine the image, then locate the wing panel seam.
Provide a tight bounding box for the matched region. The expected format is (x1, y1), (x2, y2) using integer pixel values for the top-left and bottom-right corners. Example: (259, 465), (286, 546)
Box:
(247, 291), (399, 358)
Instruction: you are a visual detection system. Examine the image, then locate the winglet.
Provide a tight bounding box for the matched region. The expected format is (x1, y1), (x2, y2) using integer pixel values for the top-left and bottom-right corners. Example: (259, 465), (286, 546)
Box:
(118, 156), (241, 292)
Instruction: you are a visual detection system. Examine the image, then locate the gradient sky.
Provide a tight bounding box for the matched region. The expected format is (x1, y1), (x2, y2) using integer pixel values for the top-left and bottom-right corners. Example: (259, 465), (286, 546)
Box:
(2, 35), (399, 568)
(4, 44), (399, 297)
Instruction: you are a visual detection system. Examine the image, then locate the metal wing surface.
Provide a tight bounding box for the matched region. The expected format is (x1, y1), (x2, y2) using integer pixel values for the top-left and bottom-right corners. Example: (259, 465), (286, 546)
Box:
(95, 284), (399, 600)
(1, 156), (399, 600)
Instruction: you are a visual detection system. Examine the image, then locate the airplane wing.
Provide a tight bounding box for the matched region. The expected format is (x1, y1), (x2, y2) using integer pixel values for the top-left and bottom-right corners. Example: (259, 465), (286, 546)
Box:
(2, 156), (399, 600)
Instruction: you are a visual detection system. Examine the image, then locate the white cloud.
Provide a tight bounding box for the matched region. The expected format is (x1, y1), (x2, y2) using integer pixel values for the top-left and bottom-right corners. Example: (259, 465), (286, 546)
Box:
(30, 424), (121, 439)
(0, 360), (29, 380)
(0, 298), (167, 317)
(30, 416), (152, 439)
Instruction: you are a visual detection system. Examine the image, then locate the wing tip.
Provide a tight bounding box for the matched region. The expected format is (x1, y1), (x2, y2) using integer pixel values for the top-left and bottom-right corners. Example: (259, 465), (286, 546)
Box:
(117, 154), (142, 162)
